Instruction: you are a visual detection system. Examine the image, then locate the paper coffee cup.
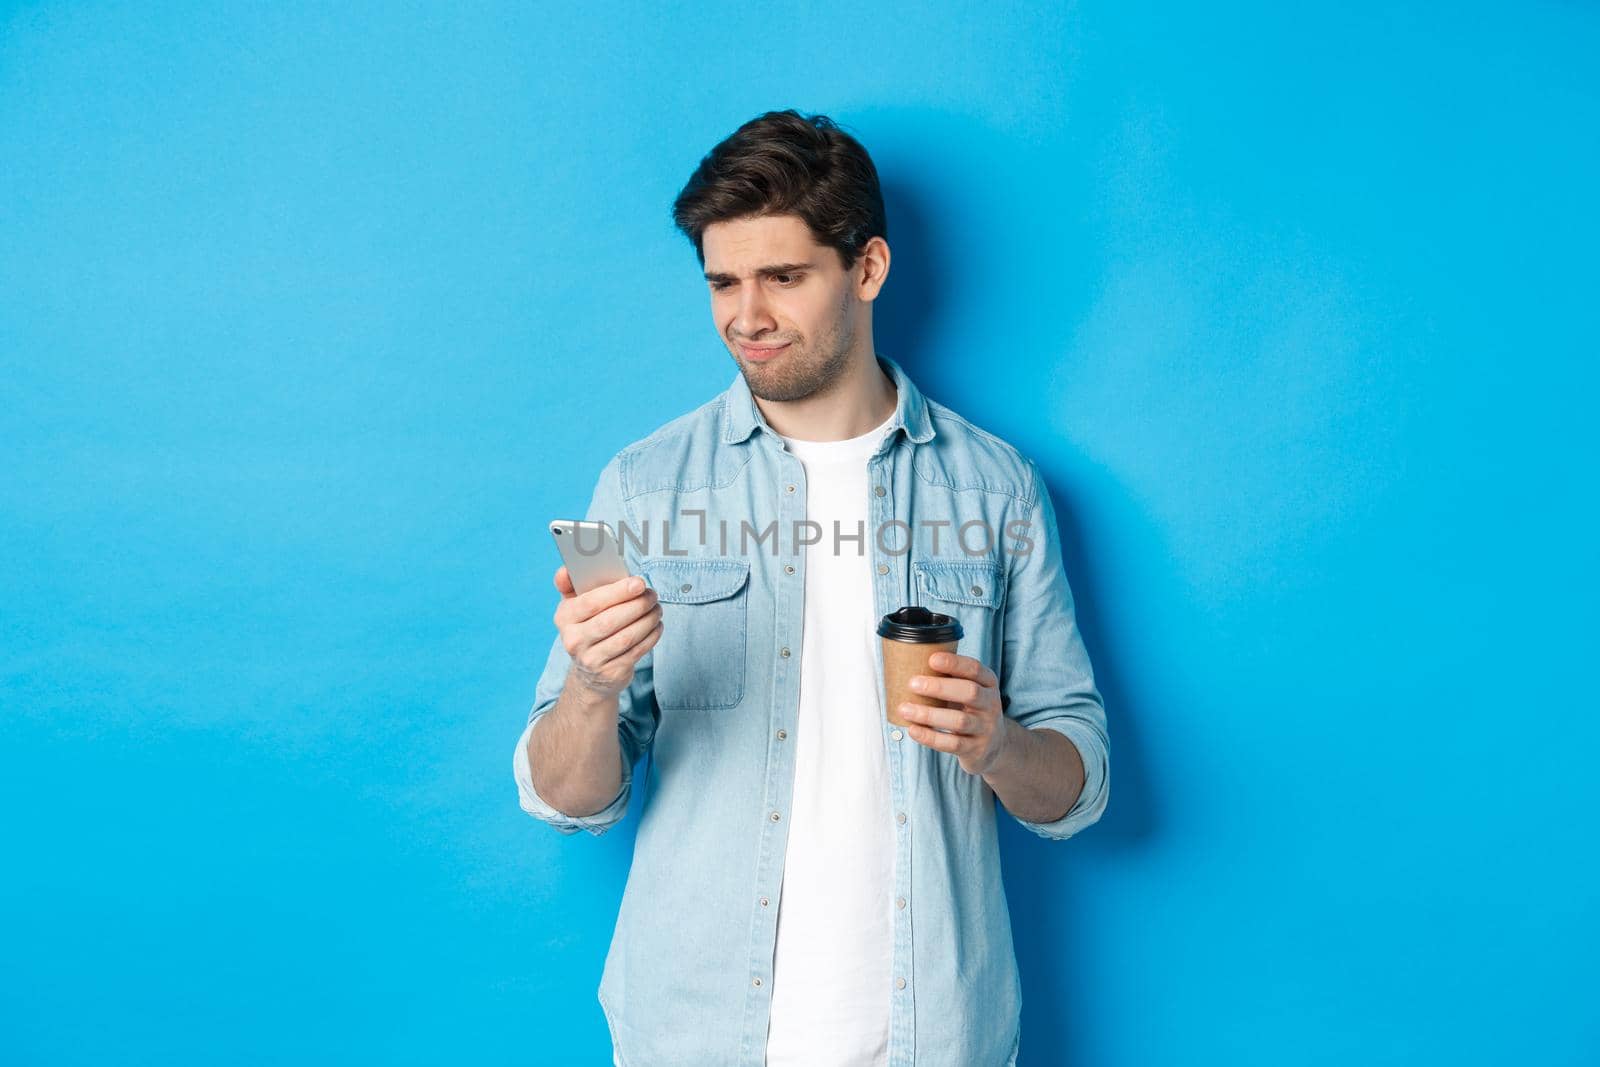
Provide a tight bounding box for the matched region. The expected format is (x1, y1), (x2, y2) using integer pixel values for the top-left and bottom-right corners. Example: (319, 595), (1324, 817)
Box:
(878, 605), (964, 728)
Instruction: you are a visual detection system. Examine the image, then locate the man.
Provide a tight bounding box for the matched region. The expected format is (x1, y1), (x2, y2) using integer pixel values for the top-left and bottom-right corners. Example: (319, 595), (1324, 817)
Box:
(513, 109), (1109, 1067)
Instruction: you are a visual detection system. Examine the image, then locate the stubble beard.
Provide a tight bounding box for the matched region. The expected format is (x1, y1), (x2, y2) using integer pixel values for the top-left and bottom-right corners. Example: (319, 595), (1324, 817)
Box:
(737, 292), (858, 404)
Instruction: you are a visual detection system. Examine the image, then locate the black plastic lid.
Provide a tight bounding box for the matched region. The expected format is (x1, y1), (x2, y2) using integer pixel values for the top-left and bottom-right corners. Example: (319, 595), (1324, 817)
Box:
(876, 605), (963, 643)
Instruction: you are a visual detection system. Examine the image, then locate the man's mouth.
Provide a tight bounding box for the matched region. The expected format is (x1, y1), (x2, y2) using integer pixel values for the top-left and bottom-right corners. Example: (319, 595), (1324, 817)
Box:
(739, 342), (791, 362)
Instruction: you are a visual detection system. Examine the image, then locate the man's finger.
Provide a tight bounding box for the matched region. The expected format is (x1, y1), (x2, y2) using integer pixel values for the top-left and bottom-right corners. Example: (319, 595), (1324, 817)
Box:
(900, 701), (977, 735)
(907, 674), (981, 707)
(905, 722), (963, 753)
(571, 574), (648, 624)
(554, 565), (576, 598)
(927, 651), (998, 690)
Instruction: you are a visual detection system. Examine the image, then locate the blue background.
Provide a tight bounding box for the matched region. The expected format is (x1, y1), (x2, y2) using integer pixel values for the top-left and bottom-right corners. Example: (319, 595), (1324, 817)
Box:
(3, 2), (1596, 1064)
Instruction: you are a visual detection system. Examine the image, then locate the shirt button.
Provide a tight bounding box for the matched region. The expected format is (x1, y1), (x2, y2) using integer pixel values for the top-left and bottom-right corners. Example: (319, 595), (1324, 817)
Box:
(784, 564), (795, 574)
(896, 812), (907, 825)
(760, 896), (770, 907)
(785, 484), (796, 493)
(680, 583), (693, 593)
(874, 485), (886, 497)
(754, 976), (763, 987)
(890, 729), (902, 741)
(971, 584), (983, 596)
(780, 646), (791, 658)
(776, 729), (787, 740)
(896, 897), (906, 909)
(895, 977), (907, 990)
(771, 811), (781, 822)
(876, 563), (889, 575)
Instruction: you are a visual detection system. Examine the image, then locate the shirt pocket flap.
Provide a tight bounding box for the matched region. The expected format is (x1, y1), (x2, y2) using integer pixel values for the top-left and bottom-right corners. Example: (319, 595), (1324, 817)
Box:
(914, 558), (1004, 608)
(643, 557), (752, 604)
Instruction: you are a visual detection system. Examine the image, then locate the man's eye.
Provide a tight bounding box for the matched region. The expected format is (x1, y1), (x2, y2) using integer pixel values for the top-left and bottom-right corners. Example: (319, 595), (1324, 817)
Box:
(710, 275), (800, 290)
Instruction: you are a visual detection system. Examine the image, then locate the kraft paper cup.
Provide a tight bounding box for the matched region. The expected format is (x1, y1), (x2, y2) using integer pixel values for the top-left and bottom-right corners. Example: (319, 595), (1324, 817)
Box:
(878, 605), (964, 728)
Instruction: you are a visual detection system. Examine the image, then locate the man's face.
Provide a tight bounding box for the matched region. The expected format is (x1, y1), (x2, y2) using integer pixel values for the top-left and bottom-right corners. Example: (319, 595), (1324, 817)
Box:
(702, 213), (861, 403)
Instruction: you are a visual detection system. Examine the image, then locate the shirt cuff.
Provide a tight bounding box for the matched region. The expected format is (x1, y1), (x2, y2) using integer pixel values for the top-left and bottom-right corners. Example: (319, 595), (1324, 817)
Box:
(513, 715), (630, 837)
(1010, 719), (1108, 841)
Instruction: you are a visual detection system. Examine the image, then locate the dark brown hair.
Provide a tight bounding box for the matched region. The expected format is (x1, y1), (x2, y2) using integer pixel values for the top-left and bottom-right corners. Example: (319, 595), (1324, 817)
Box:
(671, 109), (887, 272)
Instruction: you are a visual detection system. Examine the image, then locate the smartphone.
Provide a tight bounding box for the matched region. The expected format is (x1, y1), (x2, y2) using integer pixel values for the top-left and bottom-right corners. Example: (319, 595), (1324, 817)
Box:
(550, 519), (631, 595)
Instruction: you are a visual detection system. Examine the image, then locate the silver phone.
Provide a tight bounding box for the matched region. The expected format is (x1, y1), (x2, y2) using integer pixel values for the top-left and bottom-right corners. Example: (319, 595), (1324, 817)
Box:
(550, 519), (631, 595)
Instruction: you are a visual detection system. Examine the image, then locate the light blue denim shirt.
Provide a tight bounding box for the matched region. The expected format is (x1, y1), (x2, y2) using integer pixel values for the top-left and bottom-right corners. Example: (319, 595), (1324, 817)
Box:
(513, 353), (1109, 1066)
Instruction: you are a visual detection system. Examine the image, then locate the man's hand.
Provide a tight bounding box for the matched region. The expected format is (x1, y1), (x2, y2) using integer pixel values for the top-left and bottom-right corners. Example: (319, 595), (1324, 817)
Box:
(552, 565), (662, 700)
(896, 651), (1010, 777)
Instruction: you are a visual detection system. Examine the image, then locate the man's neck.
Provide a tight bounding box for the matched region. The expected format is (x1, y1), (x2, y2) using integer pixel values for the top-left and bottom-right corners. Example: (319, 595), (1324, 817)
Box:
(757, 353), (897, 443)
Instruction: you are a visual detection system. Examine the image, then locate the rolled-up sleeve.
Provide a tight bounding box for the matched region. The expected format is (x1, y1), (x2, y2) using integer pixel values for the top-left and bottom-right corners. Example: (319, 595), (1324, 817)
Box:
(997, 458), (1110, 842)
(512, 451), (660, 838)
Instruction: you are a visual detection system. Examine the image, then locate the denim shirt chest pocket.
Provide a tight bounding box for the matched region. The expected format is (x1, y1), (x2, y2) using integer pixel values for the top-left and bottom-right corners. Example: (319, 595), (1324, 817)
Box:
(912, 557), (1005, 669)
(640, 556), (752, 710)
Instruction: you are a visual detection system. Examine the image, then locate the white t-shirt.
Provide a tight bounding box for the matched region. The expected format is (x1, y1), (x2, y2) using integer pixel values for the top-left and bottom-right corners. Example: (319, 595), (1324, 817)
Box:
(765, 410), (898, 1067)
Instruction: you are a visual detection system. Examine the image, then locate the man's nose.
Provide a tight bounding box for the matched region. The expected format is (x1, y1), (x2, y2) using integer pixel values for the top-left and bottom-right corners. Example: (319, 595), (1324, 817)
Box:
(733, 287), (776, 337)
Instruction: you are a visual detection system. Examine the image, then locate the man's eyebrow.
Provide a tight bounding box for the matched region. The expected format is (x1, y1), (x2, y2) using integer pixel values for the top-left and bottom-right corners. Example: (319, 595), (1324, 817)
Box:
(703, 261), (816, 283)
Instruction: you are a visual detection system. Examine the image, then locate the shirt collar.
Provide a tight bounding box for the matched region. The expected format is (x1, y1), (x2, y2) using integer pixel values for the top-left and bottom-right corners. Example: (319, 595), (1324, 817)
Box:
(719, 352), (936, 447)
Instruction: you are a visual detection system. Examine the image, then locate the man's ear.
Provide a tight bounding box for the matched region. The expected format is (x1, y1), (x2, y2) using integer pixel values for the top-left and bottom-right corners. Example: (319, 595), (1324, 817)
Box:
(857, 236), (890, 298)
